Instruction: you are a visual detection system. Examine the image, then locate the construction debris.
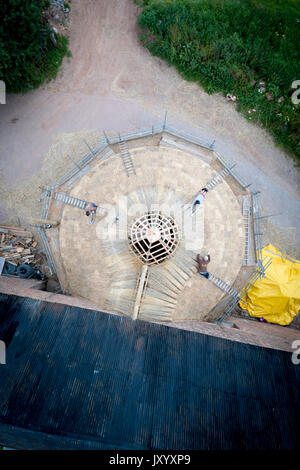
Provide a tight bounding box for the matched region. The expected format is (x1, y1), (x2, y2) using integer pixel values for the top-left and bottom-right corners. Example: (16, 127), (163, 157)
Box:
(0, 226), (44, 271)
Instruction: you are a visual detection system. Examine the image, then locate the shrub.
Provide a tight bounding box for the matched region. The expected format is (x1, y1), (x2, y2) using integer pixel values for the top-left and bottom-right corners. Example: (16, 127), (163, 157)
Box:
(137, 0), (300, 159)
(0, 0), (70, 93)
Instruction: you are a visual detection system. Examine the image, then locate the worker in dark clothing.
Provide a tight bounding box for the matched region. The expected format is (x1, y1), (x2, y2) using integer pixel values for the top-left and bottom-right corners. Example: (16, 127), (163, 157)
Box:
(85, 202), (97, 224)
(197, 252), (211, 279)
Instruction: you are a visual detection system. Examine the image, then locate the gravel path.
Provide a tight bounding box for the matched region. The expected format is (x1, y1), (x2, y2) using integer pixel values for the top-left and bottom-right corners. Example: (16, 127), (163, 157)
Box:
(0, 0), (299, 255)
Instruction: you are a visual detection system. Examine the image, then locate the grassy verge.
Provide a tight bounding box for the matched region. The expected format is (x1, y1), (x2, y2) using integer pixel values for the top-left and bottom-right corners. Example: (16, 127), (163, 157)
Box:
(136, 0), (300, 159)
(0, 0), (71, 94)
(18, 34), (71, 93)
(7, 34), (71, 94)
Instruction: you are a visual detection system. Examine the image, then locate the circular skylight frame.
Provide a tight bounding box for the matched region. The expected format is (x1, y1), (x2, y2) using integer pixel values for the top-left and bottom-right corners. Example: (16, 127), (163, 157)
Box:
(128, 211), (179, 265)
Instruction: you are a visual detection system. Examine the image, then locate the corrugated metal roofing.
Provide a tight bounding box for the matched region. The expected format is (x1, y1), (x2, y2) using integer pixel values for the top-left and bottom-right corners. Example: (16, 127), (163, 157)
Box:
(0, 294), (299, 450)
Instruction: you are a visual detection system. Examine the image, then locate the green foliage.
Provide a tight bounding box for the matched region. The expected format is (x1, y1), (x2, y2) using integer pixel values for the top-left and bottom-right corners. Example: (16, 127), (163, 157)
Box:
(0, 0), (70, 93)
(137, 0), (300, 159)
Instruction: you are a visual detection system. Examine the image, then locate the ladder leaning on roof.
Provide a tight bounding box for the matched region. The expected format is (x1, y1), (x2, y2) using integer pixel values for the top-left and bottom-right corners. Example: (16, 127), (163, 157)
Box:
(118, 135), (136, 177)
(189, 165), (237, 216)
(53, 192), (88, 210)
(206, 273), (240, 299)
(205, 164), (237, 191)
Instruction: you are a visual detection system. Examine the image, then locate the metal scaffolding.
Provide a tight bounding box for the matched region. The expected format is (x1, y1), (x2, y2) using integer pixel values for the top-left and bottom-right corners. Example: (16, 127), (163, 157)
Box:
(252, 191), (265, 276)
(217, 256), (272, 324)
(38, 112), (263, 297)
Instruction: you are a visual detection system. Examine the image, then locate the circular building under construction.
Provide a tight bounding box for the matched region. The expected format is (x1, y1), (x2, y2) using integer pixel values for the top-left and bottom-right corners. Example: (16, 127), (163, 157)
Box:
(38, 121), (260, 324)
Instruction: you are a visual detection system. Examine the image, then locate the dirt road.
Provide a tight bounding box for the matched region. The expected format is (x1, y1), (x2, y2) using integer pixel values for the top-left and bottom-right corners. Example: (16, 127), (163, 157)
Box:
(0, 0), (299, 253)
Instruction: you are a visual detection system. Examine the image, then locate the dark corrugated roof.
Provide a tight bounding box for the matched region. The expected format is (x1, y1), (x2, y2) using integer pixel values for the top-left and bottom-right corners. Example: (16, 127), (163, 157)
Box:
(0, 293), (299, 450)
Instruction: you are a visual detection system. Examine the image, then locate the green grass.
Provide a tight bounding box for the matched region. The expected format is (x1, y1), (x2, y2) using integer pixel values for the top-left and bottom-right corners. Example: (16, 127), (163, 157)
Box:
(0, 0), (71, 94)
(136, 0), (300, 159)
(9, 34), (71, 94)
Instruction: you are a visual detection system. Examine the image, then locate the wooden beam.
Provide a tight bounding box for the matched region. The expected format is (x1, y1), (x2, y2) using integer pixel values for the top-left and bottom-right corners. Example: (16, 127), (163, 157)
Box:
(132, 265), (148, 321)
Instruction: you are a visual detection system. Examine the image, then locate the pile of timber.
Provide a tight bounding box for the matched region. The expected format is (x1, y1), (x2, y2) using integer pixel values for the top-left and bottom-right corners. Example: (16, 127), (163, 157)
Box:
(0, 225), (43, 269)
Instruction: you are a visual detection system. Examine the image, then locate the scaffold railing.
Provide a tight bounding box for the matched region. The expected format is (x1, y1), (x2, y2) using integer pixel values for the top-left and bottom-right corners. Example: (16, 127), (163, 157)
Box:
(36, 225), (65, 293)
(252, 191), (265, 276)
(38, 114), (260, 293)
(103, 126), (164, 144)
(40, 112), (255, 216)
(51, 143), (110, 190)
(39, 186), (53, 221)
(164, 125), (214, 150)
(36, 226), (57, 276)
(214, 151), (252, 190)
(216, 255), (272, 324)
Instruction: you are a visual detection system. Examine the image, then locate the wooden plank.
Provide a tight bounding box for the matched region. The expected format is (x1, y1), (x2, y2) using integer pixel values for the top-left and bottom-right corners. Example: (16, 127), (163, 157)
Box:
(132, 265), (148, 321)
(0, 245), (13, 251)
(0, 226), (32, 237)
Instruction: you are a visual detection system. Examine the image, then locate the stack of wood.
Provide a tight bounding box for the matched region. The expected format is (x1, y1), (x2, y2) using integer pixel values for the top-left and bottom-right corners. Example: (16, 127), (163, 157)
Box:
(0, 225), (43, 270)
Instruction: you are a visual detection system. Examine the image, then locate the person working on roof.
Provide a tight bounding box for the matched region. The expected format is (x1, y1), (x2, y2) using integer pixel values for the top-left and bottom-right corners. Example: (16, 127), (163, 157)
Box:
(85, 202), (97, 224)
(191, 188), (208, 216)
(197, 251), (211, 279)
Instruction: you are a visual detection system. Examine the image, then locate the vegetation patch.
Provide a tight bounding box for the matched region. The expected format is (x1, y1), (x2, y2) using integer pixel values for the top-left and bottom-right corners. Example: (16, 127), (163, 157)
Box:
(136, 0), (300, 159)
(0, 0), (71, 94)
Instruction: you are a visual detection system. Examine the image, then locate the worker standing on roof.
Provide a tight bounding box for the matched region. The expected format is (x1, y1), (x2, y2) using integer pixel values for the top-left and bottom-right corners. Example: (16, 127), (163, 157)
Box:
(197, 252), (211, 279)
(191, 188), (208, 215)
(85, 202), (97, 224)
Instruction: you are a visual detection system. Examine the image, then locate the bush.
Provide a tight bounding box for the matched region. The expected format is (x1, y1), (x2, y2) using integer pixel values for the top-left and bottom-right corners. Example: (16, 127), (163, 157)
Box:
(137, 0), (300, 159)
(0, 0), (70, 93)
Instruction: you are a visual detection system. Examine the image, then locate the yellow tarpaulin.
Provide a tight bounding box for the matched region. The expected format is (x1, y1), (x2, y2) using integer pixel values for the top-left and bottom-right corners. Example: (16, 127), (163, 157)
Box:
(239, 244), (300, 325)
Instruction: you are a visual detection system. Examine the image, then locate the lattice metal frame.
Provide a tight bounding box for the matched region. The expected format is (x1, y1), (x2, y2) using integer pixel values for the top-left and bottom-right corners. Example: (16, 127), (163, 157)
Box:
(128, 211), (180, 265)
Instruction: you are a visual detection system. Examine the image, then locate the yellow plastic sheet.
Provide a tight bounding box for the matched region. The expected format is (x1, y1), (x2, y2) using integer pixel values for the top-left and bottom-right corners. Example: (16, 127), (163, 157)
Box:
(239, 244), (300, 325)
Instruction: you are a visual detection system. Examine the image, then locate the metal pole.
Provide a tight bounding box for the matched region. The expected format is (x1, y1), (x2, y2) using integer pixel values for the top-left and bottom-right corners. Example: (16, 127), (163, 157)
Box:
(254, 213), (282, 220)
(83, 139), (96, 157)
(217, 255), (272, 323)
(209, 139), (215, 149)
(264, 249), (299, 264)
(67, 155), (81, 171)
(132, 265), (148, 320)
(163, 111), (168, 130)
(103, 130), (109, 144)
